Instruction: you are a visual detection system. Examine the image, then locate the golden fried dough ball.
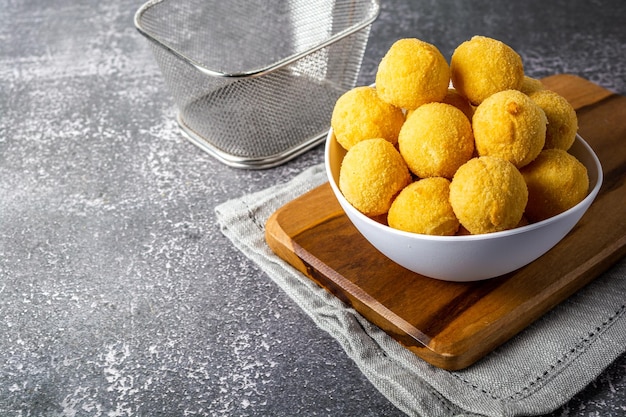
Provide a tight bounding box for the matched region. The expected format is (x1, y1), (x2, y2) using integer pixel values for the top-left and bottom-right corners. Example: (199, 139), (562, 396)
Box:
(375, 38), (450, 110)
(398, 102), (474, 179)
(331, 86), (405, 150)
(451, 36), (524, 105)
(520, 76), (545, 95)
(456, 215), (529, 236)
(339, 138), (411, 216)
(521, 149), (589, 222)
(388, 177), (460, 236)
(472, 89), (547, 168)
(405, 88), (474, 120)
(449, 156), (528, 234)
(529, 90), (578, 151)
(442, 88), (475, 121)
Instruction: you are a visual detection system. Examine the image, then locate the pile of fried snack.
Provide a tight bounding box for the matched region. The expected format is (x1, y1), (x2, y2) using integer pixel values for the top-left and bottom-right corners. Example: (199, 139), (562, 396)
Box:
(332, 36), (588, 235)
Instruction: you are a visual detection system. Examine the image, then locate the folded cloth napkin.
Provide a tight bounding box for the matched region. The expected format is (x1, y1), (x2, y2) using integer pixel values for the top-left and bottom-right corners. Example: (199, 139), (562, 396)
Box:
(215, 163), (626, 417)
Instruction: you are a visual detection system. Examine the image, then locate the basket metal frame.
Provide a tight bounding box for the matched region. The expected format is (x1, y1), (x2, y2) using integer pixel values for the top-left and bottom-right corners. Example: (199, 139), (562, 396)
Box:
(177, 113), (327, 169)
(134, 0), (380, 78)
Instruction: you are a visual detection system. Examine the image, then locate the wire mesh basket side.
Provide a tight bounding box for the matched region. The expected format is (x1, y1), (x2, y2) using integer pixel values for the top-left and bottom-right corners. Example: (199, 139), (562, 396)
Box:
(147, 26), (371, 164)
(136, 0), (379, 167)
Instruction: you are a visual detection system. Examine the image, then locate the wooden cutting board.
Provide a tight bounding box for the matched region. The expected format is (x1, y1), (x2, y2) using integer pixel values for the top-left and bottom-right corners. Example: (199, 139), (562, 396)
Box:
(265, 74), (626, 370)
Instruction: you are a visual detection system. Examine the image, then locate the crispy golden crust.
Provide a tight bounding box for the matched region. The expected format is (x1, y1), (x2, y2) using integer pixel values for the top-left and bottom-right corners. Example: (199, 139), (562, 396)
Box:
(339, 138), (411, 217)
(399, 102), (474, 179)
(331, 86), (405, 151)
(451, 36), (524, 105)
(375, 38), (450, 110)
(442, 88), (475, 121)
(520, 76), (546, 95)
(521, 149), (589, 222)
(388, 177), (460, 236)
(529, 90), (578, 151)
(449, 156), (528, 234)
(406, 89), (474, 121)
(472, 89), (547, 168)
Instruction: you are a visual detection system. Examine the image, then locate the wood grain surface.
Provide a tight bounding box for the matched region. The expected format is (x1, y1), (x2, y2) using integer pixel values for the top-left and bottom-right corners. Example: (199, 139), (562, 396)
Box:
(265, 74), (626, 370)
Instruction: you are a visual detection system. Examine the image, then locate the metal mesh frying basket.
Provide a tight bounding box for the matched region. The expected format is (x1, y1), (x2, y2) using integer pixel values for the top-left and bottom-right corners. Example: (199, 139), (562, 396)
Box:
(135, 0), (380, 169)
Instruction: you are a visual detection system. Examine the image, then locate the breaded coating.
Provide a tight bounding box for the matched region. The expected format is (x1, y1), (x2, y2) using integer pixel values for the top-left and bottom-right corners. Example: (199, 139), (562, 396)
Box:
(529, 90), (578, 150)
(375, 38), (450, 110)
(331, 86), (405, 150)
(450, 156), (528, 234)
(405, 88), (474, 120)
(399, 102), (474, 179)
(521, 149), (589, 222)
(339, 138), (411, 217)
(451, 36), (524, 105)
(473, 89), (547, 168)
(520, 76), (545, 95)
(388, 177), (460, 236)
(442, 88), (475, 121)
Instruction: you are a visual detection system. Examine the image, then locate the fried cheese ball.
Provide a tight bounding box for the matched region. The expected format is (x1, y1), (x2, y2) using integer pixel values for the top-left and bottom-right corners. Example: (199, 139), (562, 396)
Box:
(375, 38), (450, 110)
(388, 177), (460, 236)
(521, 149), (589, 222)
(520, 75), (545, 95)
(442, 88), (475, 121)
(451, 36), (524, 105)
(399, 102), (474, 179)
(449, 156), (528, 234)
(473, 89), (547, 168)
(456, 215), (529, 236)
(339, 138), (411, 217)
(405, 88), (474, 120)
(529, 90), (578, 151)
(331, 86), (405, 150)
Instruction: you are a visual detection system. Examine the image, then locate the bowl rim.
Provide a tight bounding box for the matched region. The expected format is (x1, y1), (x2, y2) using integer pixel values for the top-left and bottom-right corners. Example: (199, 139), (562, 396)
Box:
(325, 130), (603, 242)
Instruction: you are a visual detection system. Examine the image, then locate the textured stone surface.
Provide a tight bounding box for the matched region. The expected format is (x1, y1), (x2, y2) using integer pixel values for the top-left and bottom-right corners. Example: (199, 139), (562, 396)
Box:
(0, 0), (624, 416)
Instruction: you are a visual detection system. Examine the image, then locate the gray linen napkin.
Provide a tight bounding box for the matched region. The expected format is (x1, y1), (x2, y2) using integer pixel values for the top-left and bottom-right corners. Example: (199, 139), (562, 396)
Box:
(215, 163), (626, 417)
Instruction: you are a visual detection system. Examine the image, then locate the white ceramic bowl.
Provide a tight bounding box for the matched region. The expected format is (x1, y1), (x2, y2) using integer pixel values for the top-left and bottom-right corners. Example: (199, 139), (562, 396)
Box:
(325, 131), (603, 282)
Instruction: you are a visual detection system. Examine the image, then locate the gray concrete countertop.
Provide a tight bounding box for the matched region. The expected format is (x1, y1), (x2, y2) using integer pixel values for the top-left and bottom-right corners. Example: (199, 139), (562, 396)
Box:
(1, 0), (624, 415)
